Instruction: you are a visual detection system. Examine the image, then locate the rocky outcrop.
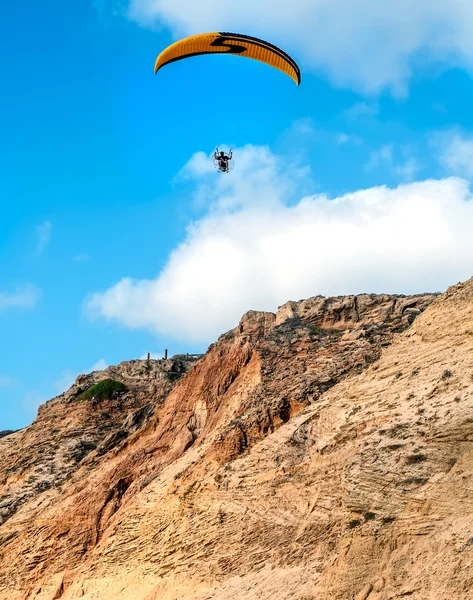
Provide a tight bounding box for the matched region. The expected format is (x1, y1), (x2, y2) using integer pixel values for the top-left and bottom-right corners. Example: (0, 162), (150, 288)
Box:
(0, 357), (199, 527)
(6, 285), (473, 599)
(212, 293), (435, 463)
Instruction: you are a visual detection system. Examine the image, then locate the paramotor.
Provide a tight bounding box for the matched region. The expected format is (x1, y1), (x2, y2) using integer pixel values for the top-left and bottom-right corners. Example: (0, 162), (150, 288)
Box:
(213, 148), (234, 173)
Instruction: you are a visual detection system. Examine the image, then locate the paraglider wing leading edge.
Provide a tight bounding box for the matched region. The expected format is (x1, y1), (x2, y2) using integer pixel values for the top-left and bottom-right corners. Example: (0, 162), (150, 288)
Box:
(154, 32), (301, 85)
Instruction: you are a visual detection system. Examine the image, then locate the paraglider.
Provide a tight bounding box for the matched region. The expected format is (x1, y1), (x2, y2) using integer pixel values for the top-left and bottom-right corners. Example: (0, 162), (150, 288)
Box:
(154, 33), (300, 173)
(213, 148), (233, 173)
(154, 32), (301, 86)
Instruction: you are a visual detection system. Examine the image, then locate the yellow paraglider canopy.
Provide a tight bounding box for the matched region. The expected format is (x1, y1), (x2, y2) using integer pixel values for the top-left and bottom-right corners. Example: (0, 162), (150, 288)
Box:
(154, 32), (301, 86)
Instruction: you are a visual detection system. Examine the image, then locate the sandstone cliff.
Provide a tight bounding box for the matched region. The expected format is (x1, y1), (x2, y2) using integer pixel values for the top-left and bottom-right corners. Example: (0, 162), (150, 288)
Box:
(0, 358), (198, 527)
(3, 286), (473, 599)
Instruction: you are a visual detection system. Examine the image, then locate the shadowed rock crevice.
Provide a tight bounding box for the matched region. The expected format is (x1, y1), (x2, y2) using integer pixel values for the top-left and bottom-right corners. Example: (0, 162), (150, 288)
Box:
(92, 476), (134, 549)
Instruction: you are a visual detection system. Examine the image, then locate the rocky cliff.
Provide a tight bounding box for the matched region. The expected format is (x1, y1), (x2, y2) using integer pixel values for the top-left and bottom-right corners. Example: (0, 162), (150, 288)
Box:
(3, 285), (473, 599)
(0, 358), (198, 527)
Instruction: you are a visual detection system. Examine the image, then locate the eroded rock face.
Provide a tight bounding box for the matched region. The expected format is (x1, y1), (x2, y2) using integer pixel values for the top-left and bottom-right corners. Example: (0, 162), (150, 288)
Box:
(0, 358), (198, 527)
(275, 293), (432, 329)
(212, 293), (436, 464)
(7, 288), (473, 600)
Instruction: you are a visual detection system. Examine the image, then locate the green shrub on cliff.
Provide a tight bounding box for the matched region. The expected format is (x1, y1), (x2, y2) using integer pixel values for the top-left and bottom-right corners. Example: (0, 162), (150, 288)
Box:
(76, 379), (127, 402)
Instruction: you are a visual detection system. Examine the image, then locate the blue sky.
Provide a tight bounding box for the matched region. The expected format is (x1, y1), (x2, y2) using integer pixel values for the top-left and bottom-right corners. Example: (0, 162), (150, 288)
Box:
(2, 0), (473, 430)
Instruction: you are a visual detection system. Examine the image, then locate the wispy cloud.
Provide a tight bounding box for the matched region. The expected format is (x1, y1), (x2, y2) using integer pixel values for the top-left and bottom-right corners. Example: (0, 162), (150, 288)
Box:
(128, 0), (473, 94)
(395, 157), (420, 181)
(0, 376), (15, 388)
(434, 131), (473, 178)
(53, 359), (109, 395)
(365, 144), (393, 171)
(35, 221), (52, 255)
(335, 133), (363, 145)
(73, 253), (90, 262)
(86, 144), (473, 344)
(336, 133), (350, 145)
(90, 359), (108, 372)
(93, 0), (128, 24)
(53, 371), (77, 395)
(23, 391), (48, 412)
(342, 102), (379, 120)
(291, 118), (315, 135)
(0, 284), (41, 312)
(365, 144), (420, 180)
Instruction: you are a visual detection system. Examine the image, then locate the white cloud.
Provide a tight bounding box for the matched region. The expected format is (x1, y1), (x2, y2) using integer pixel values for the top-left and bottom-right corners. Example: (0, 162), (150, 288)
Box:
(0, 284), (41, 312)
(177, 143), (309, 211)
(127, 0), (473, 94)
(86, 144), (473, 344)
(436, 132), (473, 178)
(36, 221), (52, 255)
